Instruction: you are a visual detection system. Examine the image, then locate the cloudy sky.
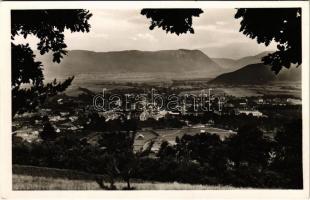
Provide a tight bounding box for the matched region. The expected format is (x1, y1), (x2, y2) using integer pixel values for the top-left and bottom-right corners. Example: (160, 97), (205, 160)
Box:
(18, 9), (277, 59)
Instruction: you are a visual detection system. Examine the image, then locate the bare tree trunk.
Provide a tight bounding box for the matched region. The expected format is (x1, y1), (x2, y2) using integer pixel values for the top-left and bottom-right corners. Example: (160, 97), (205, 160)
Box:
(109, 176), (116, 190)
(126, 177), (131, 189)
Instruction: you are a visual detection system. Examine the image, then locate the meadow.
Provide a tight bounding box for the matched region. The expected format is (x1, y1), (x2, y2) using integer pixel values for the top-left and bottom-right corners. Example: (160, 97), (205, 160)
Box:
(13, 165), (239, 190)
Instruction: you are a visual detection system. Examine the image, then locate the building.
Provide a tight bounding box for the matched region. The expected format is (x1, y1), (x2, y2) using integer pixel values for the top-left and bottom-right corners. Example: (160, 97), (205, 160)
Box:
(57, 98), (63, 105)
(286, 98), (302, 105)
(257, 98), (264, 104)
(236, 109), (263, 117)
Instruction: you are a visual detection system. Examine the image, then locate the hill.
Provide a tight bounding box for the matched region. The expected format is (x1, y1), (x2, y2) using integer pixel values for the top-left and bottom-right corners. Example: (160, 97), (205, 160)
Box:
(209, 63), (301, 85)
(13, 165), (238, 190)
(37, 49), (222, 80)
(212, 51), (273, 72)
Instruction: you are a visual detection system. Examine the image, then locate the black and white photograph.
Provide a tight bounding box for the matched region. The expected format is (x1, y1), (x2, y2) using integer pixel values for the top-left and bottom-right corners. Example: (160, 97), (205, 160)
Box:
(0, 1), (309, 197)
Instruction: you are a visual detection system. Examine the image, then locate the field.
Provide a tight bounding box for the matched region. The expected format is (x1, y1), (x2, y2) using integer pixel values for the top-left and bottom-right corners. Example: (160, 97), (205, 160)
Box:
(44, 72), (301, 99)
(12, 165), (239, 190)
(13, 175), (240, 190)
(181, 82), (301, 98)
(133, 126), (236, 152)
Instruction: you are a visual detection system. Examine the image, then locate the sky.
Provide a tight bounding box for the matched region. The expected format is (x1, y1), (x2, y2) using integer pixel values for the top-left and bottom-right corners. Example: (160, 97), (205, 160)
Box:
(16, 9), (277, 59)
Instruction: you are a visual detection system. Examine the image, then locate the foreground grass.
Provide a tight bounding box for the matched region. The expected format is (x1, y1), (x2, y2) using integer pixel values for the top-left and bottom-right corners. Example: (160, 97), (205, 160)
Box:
(13, 165), (241, 190)
(13, 174), (238, 190)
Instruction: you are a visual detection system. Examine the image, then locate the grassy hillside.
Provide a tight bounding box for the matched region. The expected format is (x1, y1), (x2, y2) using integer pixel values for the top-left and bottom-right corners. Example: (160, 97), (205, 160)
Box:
(209, 63), (301, 84)
(13, 165), (104, 181)
(12, 165), (239, 190)
(13, 174), (239, 190)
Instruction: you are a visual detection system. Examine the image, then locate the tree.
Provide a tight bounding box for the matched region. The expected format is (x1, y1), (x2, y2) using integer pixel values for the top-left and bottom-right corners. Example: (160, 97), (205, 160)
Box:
(235, 8), (301, 73)
(96, 119), (139, 190)
(272, 119), (303, 188)
(141, 8), (301, 73)
(225, 125), (271, 169)
(39, 116), (57, 141)
(157, 140), (176, 159)
(224, 125), (273, 187)
(175, 133), (223, 164)
(11, 10), (92, 116)
(96, 130), (137, 190)
(141, 9), (203, 35)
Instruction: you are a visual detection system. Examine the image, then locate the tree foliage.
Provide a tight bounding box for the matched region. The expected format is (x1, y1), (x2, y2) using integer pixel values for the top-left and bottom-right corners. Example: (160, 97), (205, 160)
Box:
(96, 119), (139, 190)
(98, 132), (137, 189)
(11, 10), (92, 63)
(141, 9), (203, 35)
(272, 119), (303, 188)
(225, 125), (271, 168)
(11, 10), (92, 116)
(39, 116), (57, 141)
(235, 8), (301, 73)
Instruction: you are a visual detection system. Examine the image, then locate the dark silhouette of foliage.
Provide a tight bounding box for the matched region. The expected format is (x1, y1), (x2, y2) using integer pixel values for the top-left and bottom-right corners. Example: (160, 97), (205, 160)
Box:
(272, 119), (303, 188)
(11, 10), (92, 116)
(11, 10), (92, 63)
(85, 113), (106, 130)
(157, 140), (176, 159)
(225, 124), (272, 169)
(96, 131), (137, 190)
(176, 133), (222, 164)
(235, 8), (301, 74)
(96, 118), (139, 190)
(141, 8), (301, 74)
(141, 9), (203, 35)
(39, 116), (57, 141)
(12, 44), (43, 87)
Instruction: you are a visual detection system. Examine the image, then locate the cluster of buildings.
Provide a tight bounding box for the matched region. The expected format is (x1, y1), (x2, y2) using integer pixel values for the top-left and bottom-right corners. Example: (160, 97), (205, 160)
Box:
(12, 90), (301, 147)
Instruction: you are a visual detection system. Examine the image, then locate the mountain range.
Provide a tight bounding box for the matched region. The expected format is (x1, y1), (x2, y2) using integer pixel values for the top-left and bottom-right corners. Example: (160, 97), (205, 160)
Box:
(36, 49), (301, 84)
(209, 63), (301, 84)
(211, 51), (273, 73)
(38, 49), (222, 80)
